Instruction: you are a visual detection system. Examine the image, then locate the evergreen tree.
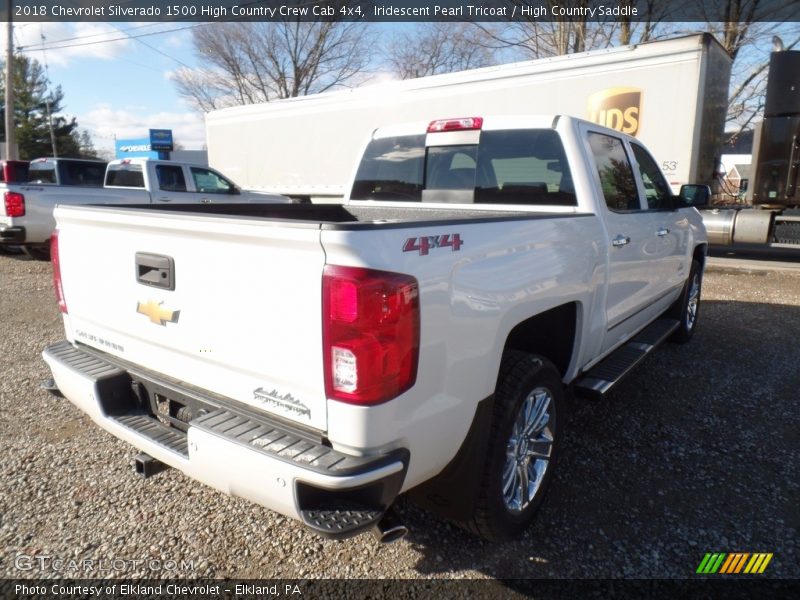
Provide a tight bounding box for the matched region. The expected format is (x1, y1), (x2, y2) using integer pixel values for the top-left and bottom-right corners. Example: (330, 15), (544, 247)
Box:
(0, 54), (87, 159)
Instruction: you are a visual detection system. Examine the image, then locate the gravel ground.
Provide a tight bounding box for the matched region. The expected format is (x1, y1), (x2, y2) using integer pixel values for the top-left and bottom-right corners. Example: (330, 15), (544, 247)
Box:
(1, 253), (797, 581)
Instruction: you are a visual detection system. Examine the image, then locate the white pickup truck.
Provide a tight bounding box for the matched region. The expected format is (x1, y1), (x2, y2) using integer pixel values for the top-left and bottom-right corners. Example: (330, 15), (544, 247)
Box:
(0, 160), (31, 255)
(43, 115), (707, 543)
(1, 157), (290, 259)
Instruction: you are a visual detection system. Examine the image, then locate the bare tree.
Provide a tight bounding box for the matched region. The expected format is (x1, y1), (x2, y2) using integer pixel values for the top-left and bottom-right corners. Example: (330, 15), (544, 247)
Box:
(678, 0), (800, 137)
(480, 1), (672, 60)
(173, 21), (372, 111)
(722, 30), (799, 136)
(693, 0), (795, 60)
(615, 0), (673, 45)
(386, 23), (499, 79)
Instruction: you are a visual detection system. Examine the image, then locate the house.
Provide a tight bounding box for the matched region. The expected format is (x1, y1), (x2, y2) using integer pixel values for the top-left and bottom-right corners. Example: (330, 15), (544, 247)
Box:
(725, 163), (751, 198)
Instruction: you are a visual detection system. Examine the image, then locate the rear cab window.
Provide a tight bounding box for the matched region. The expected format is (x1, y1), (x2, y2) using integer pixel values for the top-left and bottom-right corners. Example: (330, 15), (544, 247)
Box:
(60, 161), (106, 187)
(350, 135), (425, 201)
(106, 163), (145, 188)
(351, 128), (576, 206)
(29, 161), (58, 184)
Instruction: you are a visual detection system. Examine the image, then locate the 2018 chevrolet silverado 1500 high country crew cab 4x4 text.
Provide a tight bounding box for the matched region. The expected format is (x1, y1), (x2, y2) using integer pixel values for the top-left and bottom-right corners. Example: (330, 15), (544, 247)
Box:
(43, 115), (707, 542)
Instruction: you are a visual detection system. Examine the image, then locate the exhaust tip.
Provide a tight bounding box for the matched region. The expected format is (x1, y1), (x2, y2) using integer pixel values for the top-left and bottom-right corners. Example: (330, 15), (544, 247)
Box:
(372, 508), (408, 544)
(377, 523), (408, 544)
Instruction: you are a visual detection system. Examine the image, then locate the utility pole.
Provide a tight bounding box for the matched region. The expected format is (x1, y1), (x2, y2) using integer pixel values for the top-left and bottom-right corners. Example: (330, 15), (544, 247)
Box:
(4, 3), (17, 159)
(44, 98), (57, 157)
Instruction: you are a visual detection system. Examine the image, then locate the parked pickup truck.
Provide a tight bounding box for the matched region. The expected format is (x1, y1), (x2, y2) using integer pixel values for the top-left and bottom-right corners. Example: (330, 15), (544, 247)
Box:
(1, 157), (290, 259)
(43, 115), (707, 543)
(28, 156), (108, 186)
(0, 160), (30, 255)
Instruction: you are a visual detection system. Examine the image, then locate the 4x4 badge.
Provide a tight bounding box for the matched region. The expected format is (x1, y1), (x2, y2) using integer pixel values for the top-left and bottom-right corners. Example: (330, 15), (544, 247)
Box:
(403, 233), (463, 256)
(137, 300), (180, 326)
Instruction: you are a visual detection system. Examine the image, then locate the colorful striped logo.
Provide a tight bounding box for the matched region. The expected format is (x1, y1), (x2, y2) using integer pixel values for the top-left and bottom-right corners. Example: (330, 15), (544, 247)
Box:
(696, 553), (773, 574)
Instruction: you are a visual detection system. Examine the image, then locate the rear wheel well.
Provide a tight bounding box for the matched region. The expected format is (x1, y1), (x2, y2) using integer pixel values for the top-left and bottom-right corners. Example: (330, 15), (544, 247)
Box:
(693, 244), (707, 269)
(503, 303), (577, 378)
(408, 303), (578, 527)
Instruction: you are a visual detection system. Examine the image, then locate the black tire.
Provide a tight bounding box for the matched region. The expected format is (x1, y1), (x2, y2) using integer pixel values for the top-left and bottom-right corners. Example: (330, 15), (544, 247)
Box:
(0, 244), (24, 255)
(23, 244), (51, 262)
(668, 259), (702, 343)
(465, 351), (564, 541)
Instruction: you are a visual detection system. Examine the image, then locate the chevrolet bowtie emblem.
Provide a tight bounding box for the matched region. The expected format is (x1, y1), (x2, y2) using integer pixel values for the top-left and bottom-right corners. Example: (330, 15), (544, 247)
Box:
(136, 300), (180, 326)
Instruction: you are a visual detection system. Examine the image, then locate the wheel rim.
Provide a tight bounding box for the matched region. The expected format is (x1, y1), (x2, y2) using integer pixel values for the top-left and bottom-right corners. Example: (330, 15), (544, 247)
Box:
(685, 273), (700, 330)
(502, 386), (555, 513)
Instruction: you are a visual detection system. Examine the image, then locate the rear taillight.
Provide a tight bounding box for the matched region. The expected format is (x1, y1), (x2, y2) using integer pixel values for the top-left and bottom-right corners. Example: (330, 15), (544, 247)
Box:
(51, 230), (67, 313)
(323, 265), (419, 405)
(4, 191), (25, 217)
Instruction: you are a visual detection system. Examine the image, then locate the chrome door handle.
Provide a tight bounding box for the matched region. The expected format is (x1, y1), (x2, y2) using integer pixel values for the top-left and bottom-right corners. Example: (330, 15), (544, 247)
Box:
(612, 235), (631, 247)
(657, 227), (670, 237)
(157, 197), (171, 202)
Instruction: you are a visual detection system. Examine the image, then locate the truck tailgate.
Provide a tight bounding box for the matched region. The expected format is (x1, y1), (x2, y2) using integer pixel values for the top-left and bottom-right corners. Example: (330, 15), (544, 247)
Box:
(55, 205), (328, 431)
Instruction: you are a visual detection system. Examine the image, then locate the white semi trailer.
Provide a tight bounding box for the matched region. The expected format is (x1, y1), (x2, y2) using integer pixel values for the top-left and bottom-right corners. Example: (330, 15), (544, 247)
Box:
(206, 33), (731, 203)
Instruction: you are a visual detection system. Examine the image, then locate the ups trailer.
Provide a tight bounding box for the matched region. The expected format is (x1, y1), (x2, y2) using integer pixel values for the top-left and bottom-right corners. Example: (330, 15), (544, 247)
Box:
(205, 33), (731, 203)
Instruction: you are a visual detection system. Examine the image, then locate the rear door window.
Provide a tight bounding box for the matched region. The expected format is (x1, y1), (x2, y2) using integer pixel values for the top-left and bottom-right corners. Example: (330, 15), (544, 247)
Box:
(156, 165), (187, 192)
(587, 132), (640, 211)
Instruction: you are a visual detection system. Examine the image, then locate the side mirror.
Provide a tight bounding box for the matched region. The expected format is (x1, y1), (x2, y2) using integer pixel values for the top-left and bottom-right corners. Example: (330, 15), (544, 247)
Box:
(679, 184), (711, 207)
